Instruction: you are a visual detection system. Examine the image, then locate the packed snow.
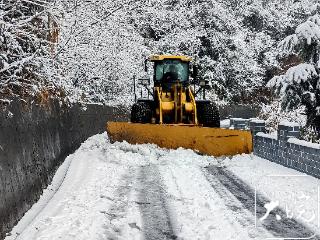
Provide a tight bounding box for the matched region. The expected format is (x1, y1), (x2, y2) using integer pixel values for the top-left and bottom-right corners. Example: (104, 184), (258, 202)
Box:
(6, 133), (320, 240)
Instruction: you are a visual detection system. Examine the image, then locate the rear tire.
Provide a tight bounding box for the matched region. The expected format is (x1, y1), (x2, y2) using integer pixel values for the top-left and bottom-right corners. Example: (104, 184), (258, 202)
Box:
(131, 102), (152, 123)
(197, 102), (220, 128)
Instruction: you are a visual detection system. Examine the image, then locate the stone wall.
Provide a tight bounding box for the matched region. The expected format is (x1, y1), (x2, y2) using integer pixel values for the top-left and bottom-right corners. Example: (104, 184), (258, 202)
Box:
(0, 99), (128, 239)
(249, 120), (320, 178)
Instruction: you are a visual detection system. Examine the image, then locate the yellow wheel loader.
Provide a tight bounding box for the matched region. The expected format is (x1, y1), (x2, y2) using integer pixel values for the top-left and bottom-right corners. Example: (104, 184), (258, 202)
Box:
(106, 55), (252, 156)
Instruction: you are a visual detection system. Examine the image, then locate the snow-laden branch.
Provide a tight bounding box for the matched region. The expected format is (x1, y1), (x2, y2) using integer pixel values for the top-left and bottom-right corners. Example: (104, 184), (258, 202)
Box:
(279, 35), (299, 53)
(285, 63), (317, 84)
(20, 0), (47, 8)
(0, 52), (38, 74)
(279, 15), (320, 53)
(268, 63), (317, 88)
(0, 0), (61, 100)
(296, 20), (320, 45)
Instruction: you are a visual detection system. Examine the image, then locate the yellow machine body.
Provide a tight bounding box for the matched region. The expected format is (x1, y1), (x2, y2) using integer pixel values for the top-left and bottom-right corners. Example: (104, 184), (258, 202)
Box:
(149, 55), (192, 62)
(106, 55), (253, 157)
(155, 84), (198, 124)
(106, 122), (253, 157)
(150, 55), (197, 125)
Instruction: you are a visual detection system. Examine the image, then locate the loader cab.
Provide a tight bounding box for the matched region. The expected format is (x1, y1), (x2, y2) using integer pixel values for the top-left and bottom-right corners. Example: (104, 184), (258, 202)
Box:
(154, 59), (189, 84)
(149, 55), (191, 88)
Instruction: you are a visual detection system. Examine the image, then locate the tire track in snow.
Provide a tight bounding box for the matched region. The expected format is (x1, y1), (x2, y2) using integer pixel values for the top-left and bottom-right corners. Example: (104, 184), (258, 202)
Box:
(137, 165), (177, 240)
(102, 168), (136, 239)
(203, 165), (268, 239)
(204, 166), (320, 239)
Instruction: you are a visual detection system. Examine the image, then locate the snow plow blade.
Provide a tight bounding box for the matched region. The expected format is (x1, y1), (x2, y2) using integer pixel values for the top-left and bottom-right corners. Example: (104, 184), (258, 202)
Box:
(106, 122), (253, 157)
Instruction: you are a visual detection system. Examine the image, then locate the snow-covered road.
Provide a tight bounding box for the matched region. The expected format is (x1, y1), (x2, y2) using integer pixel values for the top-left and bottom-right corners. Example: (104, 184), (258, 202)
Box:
(6, 133), (320, 240)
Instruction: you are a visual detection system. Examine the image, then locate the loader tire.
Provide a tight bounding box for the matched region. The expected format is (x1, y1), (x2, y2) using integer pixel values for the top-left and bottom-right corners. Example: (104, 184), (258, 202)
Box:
(197, 102), (220, 128)
(131, 102), (152, 124)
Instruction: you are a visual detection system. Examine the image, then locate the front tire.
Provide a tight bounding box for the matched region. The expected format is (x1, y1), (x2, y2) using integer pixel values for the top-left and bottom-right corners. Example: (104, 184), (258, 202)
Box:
(131, 102), (152, 123)
(197, 102), (220, 127)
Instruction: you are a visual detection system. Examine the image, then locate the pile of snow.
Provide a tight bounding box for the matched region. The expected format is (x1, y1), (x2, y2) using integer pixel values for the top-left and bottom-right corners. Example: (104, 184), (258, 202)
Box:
(220, 119), (231, 128)
(6, 133), (320, 239)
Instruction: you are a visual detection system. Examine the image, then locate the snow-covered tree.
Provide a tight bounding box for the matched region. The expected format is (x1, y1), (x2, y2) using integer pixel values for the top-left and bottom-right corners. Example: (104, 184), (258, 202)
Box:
(268, 12), (320, 130)
(54, 0), (152, 105)
(0, 0), (60, 101)
(2, 0), (318, 107)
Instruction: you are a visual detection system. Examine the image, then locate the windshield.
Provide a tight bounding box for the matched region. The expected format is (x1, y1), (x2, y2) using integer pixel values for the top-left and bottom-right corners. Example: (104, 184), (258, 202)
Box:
(155, 60), (189, 82)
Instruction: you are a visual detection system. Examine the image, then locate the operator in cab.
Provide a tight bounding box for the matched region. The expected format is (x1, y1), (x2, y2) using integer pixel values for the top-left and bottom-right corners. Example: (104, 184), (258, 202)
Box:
(163, 65), (179, 82)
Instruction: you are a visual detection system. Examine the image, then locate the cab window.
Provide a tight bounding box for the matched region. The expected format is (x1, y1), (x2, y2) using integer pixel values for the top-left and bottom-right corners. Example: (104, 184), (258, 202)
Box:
(155, 60), (189, 82)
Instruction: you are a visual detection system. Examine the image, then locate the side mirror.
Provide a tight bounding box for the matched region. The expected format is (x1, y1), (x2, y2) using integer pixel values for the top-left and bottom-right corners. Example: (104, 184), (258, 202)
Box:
(192, 65), (198, 79)
(138, 76), (150, 86)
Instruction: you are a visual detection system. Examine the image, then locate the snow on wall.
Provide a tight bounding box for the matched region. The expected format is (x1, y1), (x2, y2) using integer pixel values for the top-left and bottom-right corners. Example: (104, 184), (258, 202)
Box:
(252, 121), (320, 178)
(0, 99), (128, 239)
(232, 119), (320, 178)
(256, 132), (278, 140)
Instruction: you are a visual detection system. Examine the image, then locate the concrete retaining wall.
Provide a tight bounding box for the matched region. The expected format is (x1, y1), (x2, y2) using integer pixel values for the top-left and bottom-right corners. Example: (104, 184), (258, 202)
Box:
(237, 119), (320, 178)
(0, 99), (128, 239)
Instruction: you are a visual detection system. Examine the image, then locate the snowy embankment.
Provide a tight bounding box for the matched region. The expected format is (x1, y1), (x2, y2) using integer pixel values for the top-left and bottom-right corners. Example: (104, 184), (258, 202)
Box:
(5, 133), (320, 240)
